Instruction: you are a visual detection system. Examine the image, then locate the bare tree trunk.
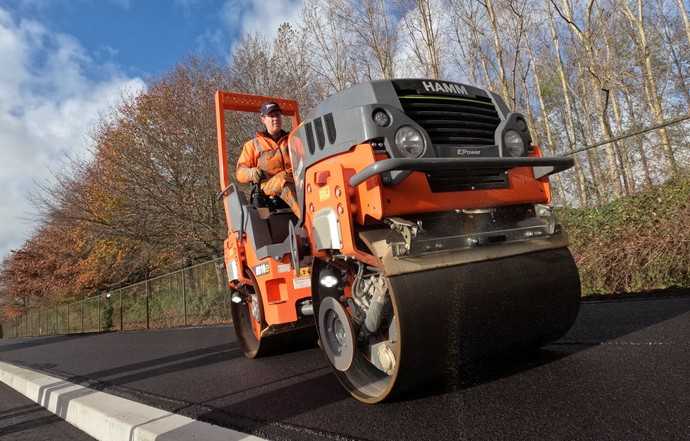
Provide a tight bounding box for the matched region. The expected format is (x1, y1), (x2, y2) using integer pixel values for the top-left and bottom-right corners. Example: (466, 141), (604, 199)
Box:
(658, 0), (690, 107)
(483, 0), (512, 105)
(676, 0), (690, 47)
(610, 91), (634, 194)
(418, 0), (442, 78)
(622, 88), (654, 187)
(620, 0), (679, 176)
(575, 79), (604, 204)
(525, 44), (569, 205)
(547, 2), (588, 205)
(336, 0), (398, 79)
(402, 0), (443, 79)
(593, 87), (625, 196)
(302, 0), (357, 93)
(555, 0), (623, 197)
(475, 34), (493, 90)
(453, 0), (494, 89)
(449, 0), (482, 85)
(519, 73), (539, 145)
(603, 37), (634, 195)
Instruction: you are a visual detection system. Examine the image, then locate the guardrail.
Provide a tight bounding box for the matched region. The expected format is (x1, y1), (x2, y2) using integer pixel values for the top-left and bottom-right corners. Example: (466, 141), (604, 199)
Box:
(1, 257), (231, 338)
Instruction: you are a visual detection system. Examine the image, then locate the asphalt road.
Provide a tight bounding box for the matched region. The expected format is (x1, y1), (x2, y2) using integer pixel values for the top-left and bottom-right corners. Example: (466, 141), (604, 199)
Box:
(0, 294), (688, 441)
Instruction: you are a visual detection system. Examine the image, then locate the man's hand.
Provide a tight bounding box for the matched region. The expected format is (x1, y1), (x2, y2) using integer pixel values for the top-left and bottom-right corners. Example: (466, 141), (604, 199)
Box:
(248, 167), (263, 184)
(262, 171), (288, 196)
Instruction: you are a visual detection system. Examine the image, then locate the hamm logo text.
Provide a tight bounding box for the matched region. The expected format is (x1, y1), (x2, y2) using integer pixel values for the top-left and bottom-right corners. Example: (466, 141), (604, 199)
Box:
(422, 81), (469, 96)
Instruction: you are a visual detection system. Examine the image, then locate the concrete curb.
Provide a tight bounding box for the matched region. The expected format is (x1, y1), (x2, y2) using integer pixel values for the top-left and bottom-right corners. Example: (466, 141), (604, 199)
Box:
(0, 361), (265, 441)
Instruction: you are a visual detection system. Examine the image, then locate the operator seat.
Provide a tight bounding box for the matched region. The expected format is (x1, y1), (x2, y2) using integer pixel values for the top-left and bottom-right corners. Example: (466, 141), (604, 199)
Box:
(250, 184), (297, 244)
(226, 184), (295, 260)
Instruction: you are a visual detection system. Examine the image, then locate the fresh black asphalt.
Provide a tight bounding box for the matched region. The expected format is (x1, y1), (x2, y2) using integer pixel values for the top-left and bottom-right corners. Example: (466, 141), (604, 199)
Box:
(0, 294), (688, 441)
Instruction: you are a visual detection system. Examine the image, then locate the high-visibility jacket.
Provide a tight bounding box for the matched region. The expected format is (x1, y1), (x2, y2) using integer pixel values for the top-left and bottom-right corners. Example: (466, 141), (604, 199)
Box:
(236, 130), (300, 217)
(236, 130), (291, 185)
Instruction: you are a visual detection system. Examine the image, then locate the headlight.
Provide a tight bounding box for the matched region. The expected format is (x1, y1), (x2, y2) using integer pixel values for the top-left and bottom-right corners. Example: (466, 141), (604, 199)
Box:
(504, 130), (525, 157)
(395, 126), (425, 157)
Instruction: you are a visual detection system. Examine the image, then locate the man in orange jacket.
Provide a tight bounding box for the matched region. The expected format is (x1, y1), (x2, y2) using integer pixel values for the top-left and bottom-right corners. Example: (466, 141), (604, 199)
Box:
(236, 101), (300, 217)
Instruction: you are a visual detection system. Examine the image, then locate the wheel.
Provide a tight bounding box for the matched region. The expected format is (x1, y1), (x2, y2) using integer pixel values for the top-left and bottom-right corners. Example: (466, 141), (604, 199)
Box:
(230, 271), (268, 358)
(313, 261), (410, 404)
(318, 287), (403, 404)
(313, 247), (581, 403)
(231, 270), (317, 358)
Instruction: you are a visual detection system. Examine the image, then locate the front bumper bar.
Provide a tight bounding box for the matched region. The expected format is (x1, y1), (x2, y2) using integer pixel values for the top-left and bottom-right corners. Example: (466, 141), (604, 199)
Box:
(349, 156), (574, 187)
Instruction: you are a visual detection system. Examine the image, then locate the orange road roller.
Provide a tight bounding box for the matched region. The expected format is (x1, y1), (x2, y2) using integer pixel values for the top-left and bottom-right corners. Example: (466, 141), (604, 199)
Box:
(215, 79), (581, 404)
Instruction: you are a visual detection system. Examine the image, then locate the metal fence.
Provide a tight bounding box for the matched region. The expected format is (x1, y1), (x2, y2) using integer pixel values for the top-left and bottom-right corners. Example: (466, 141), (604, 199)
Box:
(1, 258), (231, 339)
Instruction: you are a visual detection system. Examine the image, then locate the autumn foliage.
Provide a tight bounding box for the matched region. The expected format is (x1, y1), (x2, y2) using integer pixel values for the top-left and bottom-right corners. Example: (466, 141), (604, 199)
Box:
(0, 25), (317, 317)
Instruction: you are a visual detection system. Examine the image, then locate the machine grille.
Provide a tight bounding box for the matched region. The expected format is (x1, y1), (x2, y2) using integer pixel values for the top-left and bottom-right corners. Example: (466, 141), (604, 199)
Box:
(426, 169), (509, 192)
(398, 95), (501, 148)
(398, 94), (507, 193)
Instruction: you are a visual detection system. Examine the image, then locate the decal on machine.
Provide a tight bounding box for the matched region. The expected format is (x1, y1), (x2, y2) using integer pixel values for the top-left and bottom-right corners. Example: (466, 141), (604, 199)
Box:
(277, 263), (291, 273)
(293, 276), (311, 289)
(226, 260), (239, 282)
(254, 263), (270, 277)
(319, 185), (331, 201)
(299, 267), (311, 277)
(457, 148), (481, 156)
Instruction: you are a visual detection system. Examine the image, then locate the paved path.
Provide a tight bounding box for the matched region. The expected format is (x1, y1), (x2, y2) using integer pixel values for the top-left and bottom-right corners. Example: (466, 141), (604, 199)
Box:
(1, 295), (688, 441)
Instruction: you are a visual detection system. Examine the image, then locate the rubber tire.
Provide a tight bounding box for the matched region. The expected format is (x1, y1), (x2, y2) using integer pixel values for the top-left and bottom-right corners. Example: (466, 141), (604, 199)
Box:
(231, 271), (316, 359)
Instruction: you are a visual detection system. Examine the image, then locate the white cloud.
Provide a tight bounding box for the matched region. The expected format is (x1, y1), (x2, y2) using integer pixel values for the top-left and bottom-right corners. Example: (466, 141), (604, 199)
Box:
(0, 6), (145, 261)
(222, 0), (303, 42)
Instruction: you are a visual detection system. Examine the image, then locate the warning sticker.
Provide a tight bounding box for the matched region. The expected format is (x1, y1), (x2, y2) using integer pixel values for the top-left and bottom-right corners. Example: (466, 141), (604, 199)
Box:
(293, 276), (311, 290)
(277, 263), (291, 273)
(319, 185), (330, 201)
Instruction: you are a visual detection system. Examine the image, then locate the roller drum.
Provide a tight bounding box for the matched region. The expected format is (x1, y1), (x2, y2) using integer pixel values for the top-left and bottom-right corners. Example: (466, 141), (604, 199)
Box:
(319, 247), (581, 403)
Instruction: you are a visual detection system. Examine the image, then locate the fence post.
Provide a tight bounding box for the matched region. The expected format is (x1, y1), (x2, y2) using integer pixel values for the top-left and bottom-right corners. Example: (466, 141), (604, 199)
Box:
(145, 279), (150, 330)
(182, 269), (187, 327)
(120, 291), (124, 331)
(97, 294), (101, 332)
(81, 298), (84, 333)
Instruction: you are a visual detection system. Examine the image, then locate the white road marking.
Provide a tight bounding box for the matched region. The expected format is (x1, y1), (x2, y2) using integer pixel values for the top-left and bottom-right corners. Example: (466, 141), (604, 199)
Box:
(0, 361), (266, 441)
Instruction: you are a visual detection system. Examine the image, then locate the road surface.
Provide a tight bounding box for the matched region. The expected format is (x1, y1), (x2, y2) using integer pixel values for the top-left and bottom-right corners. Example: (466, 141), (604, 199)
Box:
(1, 294), (688, 441)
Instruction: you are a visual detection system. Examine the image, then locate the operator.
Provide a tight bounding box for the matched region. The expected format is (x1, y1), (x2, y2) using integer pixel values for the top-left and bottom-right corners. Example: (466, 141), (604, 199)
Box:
(236, 101), (300, 217)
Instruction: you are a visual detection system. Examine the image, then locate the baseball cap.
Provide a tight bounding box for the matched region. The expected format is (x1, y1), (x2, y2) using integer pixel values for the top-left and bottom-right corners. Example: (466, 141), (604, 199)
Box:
(260, 101), (282, 116)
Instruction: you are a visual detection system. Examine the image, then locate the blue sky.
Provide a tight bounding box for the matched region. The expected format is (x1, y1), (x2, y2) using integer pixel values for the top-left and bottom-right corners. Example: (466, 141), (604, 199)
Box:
(0, 0), (303, 261)
(4, 0), (302, 77)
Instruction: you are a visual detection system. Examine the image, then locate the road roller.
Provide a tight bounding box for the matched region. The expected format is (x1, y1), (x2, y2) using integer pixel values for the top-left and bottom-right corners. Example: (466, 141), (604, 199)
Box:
(215, 79), (581, 403)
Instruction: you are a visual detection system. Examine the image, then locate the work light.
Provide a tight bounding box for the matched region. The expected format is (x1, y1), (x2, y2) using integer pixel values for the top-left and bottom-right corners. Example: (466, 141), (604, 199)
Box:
(504, 129), (525, 157)
(372, 109), (391, 127)
(395, 126), (425, 157)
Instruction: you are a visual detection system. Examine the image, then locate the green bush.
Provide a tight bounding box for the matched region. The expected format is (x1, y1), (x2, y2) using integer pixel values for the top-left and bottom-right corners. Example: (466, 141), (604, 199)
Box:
(558, 174), (690, 295)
